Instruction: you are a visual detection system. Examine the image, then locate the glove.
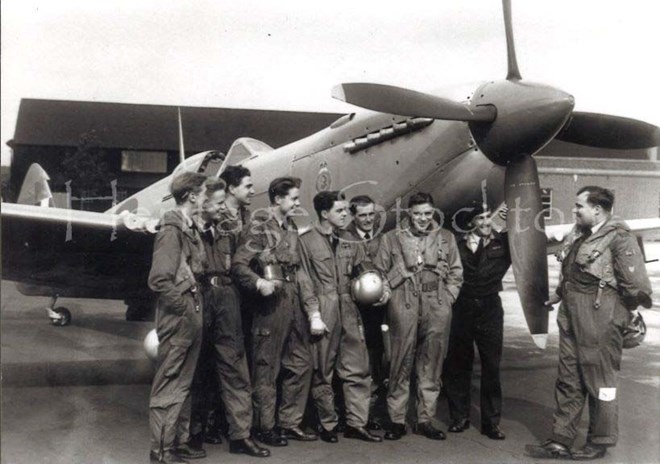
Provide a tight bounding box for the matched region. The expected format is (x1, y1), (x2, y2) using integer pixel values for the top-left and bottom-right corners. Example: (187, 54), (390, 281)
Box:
(257, 278), (276, 297)
(309, 311), (329, 336)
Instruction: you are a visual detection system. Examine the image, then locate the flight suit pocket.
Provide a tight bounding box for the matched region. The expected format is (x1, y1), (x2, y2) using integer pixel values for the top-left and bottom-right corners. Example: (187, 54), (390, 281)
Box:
(253, 327), (272, 367)
(386, 265), (406, 290)
(163, 338), (192, 378)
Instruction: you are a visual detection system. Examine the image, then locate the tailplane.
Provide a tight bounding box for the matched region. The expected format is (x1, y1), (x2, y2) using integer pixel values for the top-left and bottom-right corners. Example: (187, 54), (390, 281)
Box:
(17, 163), (52, 206)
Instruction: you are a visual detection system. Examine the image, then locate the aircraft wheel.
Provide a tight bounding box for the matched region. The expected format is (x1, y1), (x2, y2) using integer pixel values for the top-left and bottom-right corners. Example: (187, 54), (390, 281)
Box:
(50, 307), (72, 326)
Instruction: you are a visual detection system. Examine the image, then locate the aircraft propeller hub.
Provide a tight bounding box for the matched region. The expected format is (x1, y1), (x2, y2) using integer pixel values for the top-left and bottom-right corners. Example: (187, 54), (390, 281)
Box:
(468, 80), (574, 166)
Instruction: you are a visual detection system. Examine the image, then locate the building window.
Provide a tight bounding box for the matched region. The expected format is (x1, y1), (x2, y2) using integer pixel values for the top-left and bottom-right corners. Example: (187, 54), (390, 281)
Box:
(121, 150), (167, 173)
(541, 188), (552, 219)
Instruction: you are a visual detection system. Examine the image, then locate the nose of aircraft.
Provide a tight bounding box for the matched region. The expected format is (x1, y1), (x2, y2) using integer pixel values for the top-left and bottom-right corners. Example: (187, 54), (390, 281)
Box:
(468, 80), (575, 165)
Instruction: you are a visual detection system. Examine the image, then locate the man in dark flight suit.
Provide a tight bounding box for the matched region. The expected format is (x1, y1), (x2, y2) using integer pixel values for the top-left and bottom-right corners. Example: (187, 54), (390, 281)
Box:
(344, 195), (387, 429)
(232, 177), (316, 447)
(443, 204), (510, 440)
(148, 172), (208, 464)
(298, 191), (384, 443)
(190, 178), (269, 458)
(526, 186), (652, 461)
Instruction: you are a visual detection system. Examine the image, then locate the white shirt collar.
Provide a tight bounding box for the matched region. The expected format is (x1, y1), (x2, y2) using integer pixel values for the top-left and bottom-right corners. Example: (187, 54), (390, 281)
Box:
(355, 227), (372, 239)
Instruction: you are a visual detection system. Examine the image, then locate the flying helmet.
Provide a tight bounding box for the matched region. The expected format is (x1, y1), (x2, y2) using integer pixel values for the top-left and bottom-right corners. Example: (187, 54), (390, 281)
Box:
(351, 262), (385, 305)
(144, 328), (159, 362)
(622, 311), (646, 349)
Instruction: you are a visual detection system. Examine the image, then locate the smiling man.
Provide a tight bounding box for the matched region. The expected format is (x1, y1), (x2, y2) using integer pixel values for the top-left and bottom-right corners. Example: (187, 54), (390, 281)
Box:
(443, 203), (511, 440)
(374, 192), (463, 441)
(345, 195), (387, 429)
(298, 191), (384, 444)
(148, 172), (209, 464)
(190, 178), (270, 458)
(526, 186), (652, 461)
(232, 177), (315, 448)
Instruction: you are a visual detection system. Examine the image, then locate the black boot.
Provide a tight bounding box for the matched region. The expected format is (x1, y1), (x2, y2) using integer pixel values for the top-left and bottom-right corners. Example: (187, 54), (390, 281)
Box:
(572, 443), (607, 460)
(319, 426), (339, 443)
(415, 422), (446, 440)
(256, 429), (288, 447)
(344, 425), (382, 442)
(448, 418), (470, 433)
(525, 440), (572, 460)
(229, 438), (271, 457)
(279, 426), (318, 441)
(384, 423), (406, 441)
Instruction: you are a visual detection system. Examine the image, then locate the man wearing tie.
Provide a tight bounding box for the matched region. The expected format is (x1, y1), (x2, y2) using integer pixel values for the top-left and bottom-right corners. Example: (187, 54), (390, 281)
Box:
(443, 203), (510, 441)
(345, 195), (387, 429)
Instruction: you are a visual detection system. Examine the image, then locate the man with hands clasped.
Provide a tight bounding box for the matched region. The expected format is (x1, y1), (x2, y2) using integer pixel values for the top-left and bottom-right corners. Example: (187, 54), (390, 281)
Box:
(232, 177), (316, 447)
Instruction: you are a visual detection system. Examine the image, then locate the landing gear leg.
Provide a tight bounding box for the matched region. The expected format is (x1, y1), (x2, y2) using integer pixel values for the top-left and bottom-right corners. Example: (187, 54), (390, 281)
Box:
(46, 295), (72, 326)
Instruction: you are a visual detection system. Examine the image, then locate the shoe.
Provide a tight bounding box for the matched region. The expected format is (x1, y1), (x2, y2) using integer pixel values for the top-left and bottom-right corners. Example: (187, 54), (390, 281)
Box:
(174, 444), (206, 460)
(187, 432), (204, 450)
(204, 429), (223, 445)
(525, 440), (572, 460)
(280, 426), (318, 441)
(256, 429), (288, 447)
(481, 424), (505, 440)
(336, 420), (347, 433)
(320, 427), (339, 443)
(150, 450), (188, 464)
(344, 425), (383, 442)
(415, 422), (446, 440)
(448, 418), (470, 433)
(229, 438), (271, 458)
(384, 423), (407, 441)
(366, 419), (382, 431)
(572, 443), (607, 460)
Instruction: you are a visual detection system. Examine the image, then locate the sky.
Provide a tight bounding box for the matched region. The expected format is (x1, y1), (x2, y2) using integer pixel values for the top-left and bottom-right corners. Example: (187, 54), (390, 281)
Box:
(2, 0), (659, 166)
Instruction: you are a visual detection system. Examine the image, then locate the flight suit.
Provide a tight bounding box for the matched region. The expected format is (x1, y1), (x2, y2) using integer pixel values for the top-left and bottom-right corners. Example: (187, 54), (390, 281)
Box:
(374, 219), (463, 425)
(298, 226), (372, 431)
(148, 209), (206, 457)
(551, 218), (652, 448)
(344, 223), (387, 420)
(232, 211), (312, 432)
(192, 206), (253, 441)
(444, 231), (511, 429)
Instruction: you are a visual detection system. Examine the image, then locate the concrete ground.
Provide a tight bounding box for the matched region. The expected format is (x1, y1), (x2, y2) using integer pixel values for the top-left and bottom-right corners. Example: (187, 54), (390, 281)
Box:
(2, 244), (659, 464)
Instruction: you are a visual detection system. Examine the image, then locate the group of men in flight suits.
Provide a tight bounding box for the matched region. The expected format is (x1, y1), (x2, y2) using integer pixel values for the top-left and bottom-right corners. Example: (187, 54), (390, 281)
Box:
(147, 166), (652, 464)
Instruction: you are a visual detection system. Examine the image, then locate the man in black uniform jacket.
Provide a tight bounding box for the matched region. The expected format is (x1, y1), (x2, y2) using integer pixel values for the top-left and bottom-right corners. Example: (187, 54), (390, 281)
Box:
(443, 204), (510, 440)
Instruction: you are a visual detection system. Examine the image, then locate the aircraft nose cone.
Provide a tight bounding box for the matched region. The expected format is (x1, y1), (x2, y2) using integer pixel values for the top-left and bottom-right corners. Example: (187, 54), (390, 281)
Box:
(469, 80), (575, 165)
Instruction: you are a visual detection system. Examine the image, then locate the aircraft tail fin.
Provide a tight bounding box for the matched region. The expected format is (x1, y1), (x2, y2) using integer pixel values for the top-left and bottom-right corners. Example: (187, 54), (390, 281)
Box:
(17, 163), (52, 206)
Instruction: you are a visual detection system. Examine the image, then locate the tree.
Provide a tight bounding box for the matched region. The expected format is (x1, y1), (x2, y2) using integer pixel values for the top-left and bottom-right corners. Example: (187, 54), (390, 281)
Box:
(61, 130), (115, 201)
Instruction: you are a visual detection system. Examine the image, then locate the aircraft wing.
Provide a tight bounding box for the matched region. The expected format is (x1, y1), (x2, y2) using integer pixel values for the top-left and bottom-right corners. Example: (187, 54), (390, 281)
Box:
(545, 217), (660, 256)
(1, 203), (158, 299)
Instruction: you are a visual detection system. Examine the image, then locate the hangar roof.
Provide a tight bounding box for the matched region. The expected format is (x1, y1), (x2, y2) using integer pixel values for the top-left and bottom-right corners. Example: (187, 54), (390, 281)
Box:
(12, 98), (343, 152)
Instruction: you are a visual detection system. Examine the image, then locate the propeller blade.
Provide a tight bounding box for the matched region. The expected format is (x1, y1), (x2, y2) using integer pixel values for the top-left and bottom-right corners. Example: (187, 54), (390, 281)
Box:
(502, 0), (521, 80)
(556, 111), (660, 149)
(332, 83), (496, 122)
(505, 155), (549, 349)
